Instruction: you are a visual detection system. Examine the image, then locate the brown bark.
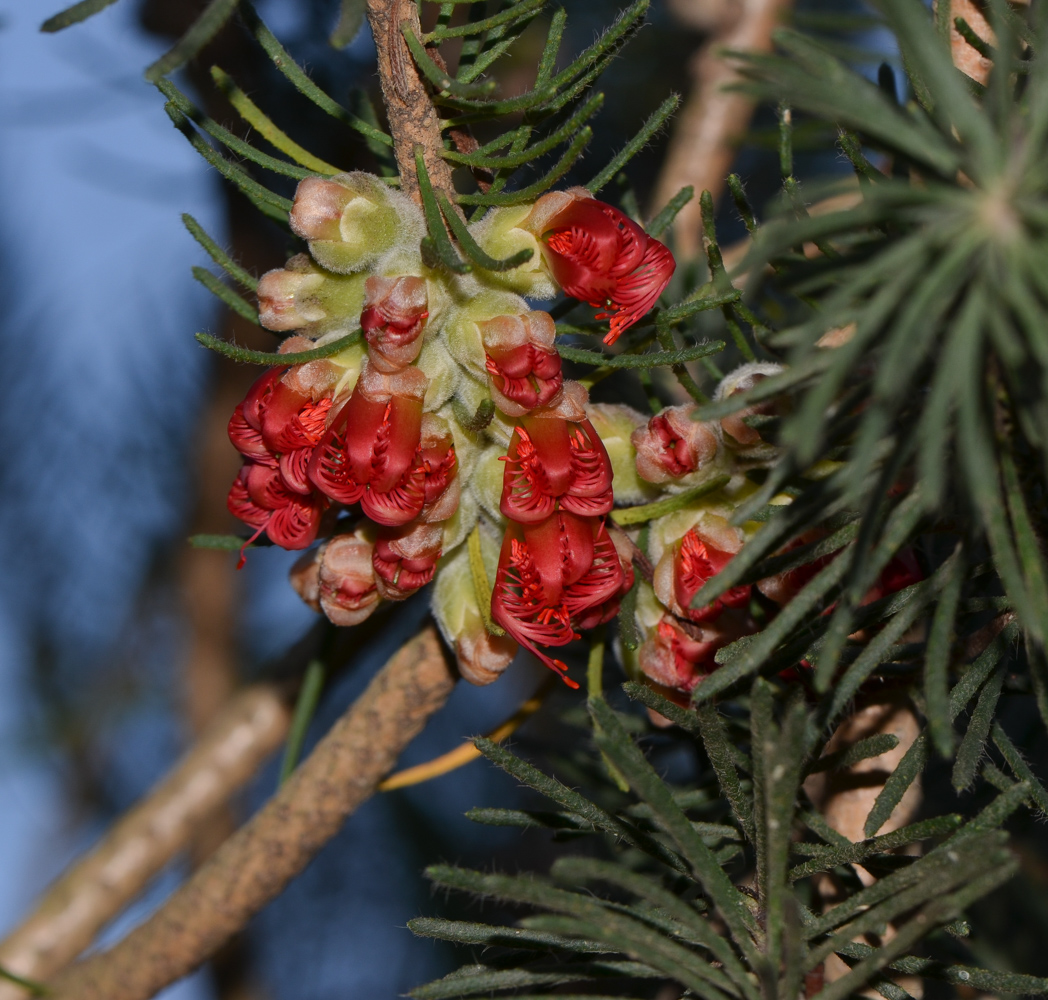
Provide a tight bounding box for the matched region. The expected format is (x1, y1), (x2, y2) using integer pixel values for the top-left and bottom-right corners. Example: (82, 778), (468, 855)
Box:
(47, 627), (455, 1000)
(651, 0), (793, 259)
(366, 0), (455, 197)
(0, 685), (291, 998)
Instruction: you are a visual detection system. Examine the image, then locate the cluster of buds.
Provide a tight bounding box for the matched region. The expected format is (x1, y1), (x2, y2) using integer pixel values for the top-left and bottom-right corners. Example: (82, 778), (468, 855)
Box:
(223, 174), (677, 688)
(622, 386), (922, 708)
(225, 169), (921, 698)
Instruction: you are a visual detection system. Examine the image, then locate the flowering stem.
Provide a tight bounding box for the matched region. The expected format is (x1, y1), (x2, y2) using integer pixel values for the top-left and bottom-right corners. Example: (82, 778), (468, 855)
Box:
(365, 0), (456, 197)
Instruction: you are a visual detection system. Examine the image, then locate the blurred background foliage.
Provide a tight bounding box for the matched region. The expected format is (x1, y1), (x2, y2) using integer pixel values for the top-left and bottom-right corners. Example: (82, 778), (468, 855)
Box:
(2, 0), (1048, 998)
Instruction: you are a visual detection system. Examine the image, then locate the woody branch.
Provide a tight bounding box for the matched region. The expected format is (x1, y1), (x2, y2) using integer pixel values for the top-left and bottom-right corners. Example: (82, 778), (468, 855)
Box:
(47, 627), (454, 1000)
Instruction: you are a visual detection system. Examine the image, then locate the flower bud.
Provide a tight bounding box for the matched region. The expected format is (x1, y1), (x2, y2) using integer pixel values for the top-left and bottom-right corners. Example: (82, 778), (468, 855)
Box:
(318, 533), (381, 626)
(257, 255), (367, 336)
(432, 543), (518, 685)
(289, 546), (322, 611)
(637, 613), (750, 694)
(480, 311), (562, 416)
(632, 404), (721, 485)
(442, 290), (530, 379)
(419, 413), (459, 520)
(522, 188), (675, 345)
(653, 521), (750, 623)
(714, 362), (787, 463)
(373, 521), (443, 600)
(466, 205), (558, 299)
(361, 275), (429, 372)
(289, 172), (423, 274)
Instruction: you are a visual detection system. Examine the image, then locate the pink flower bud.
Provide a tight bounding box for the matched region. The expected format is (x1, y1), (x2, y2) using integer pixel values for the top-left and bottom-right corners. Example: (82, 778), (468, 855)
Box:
(480, 311), (563, 416)
(522, 188), (675, 345)
(632, 405), (720, 484)
(638, 610), (754, 694)
(257, 255), (367, 335)
(257, 264), (326, 331)
(714, 363), (786, 460)
(361, 275), (429, 372)
(372, 522), (443, 600)
(318, 534), (380, 626)
(418, 414), (459, 519)
(289, 173), (416, 274)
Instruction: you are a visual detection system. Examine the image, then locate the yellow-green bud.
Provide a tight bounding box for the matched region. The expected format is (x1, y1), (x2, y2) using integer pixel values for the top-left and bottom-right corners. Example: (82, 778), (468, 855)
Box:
(290, 172), (423, 274)
(467, 205), (558, 299)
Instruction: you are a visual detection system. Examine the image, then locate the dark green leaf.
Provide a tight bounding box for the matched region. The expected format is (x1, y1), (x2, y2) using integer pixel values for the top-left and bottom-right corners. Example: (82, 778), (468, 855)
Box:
(41, 0), (119, 32)
(194, 330), (361, 365)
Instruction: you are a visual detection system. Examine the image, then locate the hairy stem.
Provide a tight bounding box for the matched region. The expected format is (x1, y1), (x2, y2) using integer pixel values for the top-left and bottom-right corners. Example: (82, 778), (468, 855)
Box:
(366, 0), (455, 197)
(48, 626), (455, 1000)
(0, 685), (291, 997)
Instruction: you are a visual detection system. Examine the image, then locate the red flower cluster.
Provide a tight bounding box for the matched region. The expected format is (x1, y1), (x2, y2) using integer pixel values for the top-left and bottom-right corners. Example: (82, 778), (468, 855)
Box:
(227, 276), (456, 614)
(523, 189), (675, 345)
(490, 384), (633, 688)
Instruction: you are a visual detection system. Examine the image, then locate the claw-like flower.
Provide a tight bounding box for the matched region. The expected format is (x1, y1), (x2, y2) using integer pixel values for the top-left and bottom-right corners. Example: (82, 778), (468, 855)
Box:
(522, 188), (674, 345)
(500, 411), (613, 524)
(361, 275), (429, 372)
(654, 526), (751, 624)
(638, 612), (752, 694)
(632, 404), (720, 485)
(226, 365), (335, 558)
(490, 512), (625, 686)
(372, 521), (444, 600)
(307, 361), (429, 525)
(479, 311), (562, 416)
(290, 533), (381, 627)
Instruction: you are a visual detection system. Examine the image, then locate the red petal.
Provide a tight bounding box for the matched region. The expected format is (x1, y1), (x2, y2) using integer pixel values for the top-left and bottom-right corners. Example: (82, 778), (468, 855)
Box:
(307, 411), (365, 505)
(600, 237), (675, 345)
(360, 460), (426, 526)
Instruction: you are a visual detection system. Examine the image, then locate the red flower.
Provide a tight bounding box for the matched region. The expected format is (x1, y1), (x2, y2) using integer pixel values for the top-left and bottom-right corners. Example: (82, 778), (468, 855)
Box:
(418, 415), (458, 511)
(480, 311), (562, 416)
(361, 275), (429, 372)
(307, 362), (428, 526)
(523, 188), (675, 345)
(226, 366), (335, 563)
(655, 528), (751, 624)
(631, 404), (720, 484)
(639, 612), (752, 694)
(500, 413), (613, 524)
(372, 521), (443, 600)
(289, 534), (381, 627)
(490, 512), (625, 686)
(227, 461), (326, 560)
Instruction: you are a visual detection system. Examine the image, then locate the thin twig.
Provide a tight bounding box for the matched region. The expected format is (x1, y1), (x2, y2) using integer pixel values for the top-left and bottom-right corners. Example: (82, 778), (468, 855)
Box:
(48, 627), (455, 1000)
(0, 685), (291, 998)
(651, 0), (794, 259)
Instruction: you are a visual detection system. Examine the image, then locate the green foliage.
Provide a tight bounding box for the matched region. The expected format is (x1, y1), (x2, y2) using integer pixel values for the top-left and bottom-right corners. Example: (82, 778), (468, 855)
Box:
(412, 694), (1029, 1000)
